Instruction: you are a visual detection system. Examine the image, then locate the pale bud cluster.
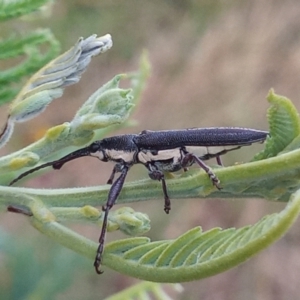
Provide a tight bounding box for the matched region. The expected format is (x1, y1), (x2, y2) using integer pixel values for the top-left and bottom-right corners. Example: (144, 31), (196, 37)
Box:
(0, 34), (113, 147)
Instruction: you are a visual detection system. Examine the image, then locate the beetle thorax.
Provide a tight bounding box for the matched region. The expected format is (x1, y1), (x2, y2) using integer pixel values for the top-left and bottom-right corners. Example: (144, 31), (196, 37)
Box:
(90, 135), (139, 164)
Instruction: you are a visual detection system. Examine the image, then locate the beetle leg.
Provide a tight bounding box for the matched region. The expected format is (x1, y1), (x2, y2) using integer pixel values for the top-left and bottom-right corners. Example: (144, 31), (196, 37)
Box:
(213, 147), (242, 166)
(161, 177), (171, 214)
(106, 163), (126, 184)
(94, 165), (129, 274)
(216, 155), (223, 166)
(182, 153), (221, 189)
(147, 165), (171, 214)
(106, 165), (117, 184)
(7, 205), (33, 216)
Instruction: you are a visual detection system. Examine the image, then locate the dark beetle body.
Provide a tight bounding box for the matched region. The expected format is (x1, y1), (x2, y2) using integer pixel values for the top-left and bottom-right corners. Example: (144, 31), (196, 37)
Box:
(89, 127), (268, 175)
(95, 127), (267, 151)
(10, 126), (268, 274)
(97, 134), (137, 152)
(134, 127), (268, 148)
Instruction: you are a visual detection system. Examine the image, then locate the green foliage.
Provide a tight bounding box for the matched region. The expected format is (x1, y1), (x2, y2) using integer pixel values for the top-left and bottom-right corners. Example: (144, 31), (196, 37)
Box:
(0, 29), (60, 106)
(104, 281), (183, 300)
(1, 0), (300, 287)
(0, 229), (89, 300)
(0, 0), (50, 21)
(0, 33), (113, 148)
(253, 89), (300, 160)
(1, 53), (300, 282)
(103, 192), (300, 282)
(0, 0), (60, 106)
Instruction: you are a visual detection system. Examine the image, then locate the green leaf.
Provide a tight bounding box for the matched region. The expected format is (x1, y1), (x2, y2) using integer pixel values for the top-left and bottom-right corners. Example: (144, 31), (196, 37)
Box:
(0, 34), (112, 148)
(102, 188), (300, 282)
(253, 89), (300, 160)
(0, 29), (58, 61)
(104, 282), (183, 300)
(0, 0), (51, 21)
(0, 229), (88, 300)
(0, 29), (60, 106)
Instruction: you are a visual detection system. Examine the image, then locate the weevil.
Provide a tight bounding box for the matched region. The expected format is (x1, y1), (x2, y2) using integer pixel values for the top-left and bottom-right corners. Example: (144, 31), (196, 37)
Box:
(9, 127), (268, 274)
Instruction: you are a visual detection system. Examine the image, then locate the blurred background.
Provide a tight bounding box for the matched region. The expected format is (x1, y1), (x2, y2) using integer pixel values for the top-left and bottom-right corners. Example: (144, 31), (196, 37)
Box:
(1, 0), (300, 299)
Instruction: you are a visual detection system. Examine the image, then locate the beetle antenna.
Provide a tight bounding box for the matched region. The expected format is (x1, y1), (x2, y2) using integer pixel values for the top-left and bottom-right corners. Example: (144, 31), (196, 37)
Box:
(9, 146), (92, 186)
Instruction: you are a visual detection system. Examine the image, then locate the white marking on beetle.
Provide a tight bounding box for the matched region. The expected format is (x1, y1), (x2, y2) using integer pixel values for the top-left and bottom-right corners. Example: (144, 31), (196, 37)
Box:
(90, 149), (135, 163)
(90, 151), (104, 160)
(104, 149), (135, 163)
(138, 148), (182, 164)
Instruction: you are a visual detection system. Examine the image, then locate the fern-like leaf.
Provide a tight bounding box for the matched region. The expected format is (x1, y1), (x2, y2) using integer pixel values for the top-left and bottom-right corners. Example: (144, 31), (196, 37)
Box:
(0, 0), (51, 21)
(102, 189), (300, 282)
(0, 29), (60, 106)
(253, 89), (300, 160)
(104, 282), (183, 300)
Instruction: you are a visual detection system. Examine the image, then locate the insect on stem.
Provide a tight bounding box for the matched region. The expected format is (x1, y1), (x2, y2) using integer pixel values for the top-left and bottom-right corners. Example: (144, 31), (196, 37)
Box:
(9, 127), (268, 274)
